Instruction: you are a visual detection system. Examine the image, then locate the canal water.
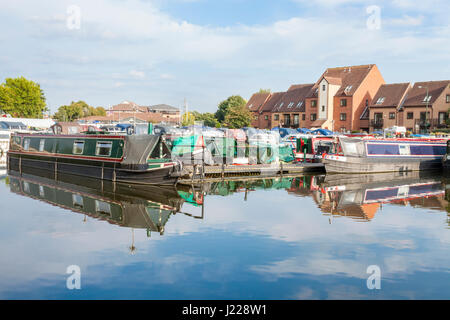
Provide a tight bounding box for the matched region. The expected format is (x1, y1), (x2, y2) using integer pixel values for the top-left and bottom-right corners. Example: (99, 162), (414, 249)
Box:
(0, 169), (449, 299)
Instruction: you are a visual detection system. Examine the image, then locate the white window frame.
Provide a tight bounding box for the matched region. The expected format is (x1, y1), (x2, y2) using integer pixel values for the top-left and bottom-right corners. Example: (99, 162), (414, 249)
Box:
(23, 138), (30, 151)
(95, 141), (113, 157)
(73, 140), (85, 155)
(39, 139), (45, 152)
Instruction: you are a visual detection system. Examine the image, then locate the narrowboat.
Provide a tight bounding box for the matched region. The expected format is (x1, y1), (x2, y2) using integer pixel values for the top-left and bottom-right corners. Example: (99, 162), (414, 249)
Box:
(442, 140), (450, 170)
(286, 135), (333, 162)
(7, 133), (181, 185)
(322, 136), (448, 173)
(0, 130), (10, 168)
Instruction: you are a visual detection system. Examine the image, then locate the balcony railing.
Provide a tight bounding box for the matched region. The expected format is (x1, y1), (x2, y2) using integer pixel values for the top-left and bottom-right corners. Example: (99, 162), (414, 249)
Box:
(414, 119), (448, 128)
(370, 119), (383, 128)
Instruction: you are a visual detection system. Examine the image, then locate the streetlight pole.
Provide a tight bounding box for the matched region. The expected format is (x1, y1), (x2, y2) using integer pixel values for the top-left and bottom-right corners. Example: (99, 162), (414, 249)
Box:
(418, 85), (430, 134)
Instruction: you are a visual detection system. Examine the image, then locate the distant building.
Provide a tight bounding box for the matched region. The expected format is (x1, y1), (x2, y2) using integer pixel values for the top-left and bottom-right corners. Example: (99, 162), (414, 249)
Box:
(399, 81), (450, 133)
(368, 83), (411, 131)
(247, 64), (385, 131)
(304, 64), (385, 132)
(98, 100), (180, 125)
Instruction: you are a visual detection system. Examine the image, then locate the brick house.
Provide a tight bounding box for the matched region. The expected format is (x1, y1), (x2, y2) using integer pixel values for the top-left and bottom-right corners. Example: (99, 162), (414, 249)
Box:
(368, 83), (411, 131)
(399, 81), (450, 133)
(304, 64), (385, 132)
(246, 92), (271, 127)
(259, 92), (285, 129)
(270, 84), (314, 129)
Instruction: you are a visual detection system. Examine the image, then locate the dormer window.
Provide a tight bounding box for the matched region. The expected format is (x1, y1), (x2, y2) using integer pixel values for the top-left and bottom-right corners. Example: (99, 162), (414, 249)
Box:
(279, 102), (284, 109)
(376, 97), (385, 105)
(297, 101), (303, 108)
(288, 102), (294, 108)
(423, 95), (432, 103)
(344, 85), (352, 92)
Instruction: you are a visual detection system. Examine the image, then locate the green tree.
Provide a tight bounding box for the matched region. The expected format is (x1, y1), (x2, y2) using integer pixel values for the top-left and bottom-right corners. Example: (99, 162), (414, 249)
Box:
(215, 95), (247, 123)
(258, 88), (271, 94)
(181, 112), (195, 126)
(223, 103), (252, 129)
(192, 111), (220, 128)
(53, 101), (107, 122)
(0, 77), (47, 118)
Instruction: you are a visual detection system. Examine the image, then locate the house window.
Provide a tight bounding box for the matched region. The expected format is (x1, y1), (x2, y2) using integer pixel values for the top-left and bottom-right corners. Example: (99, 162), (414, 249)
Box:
(340, 99), (347, 107)
(389, 112), (395, 119)
(407, 112), (414, 119)
(321, 105), (325, 112)
(365, 99), (369, 107)
(96, 141), (113, 157)
(302, 114), (305, 121)
(340, 113), (347, 121)
(274, 114), (279, 121)
(297, 101), (303, 108)
(288, 102), (294, 108)
(73, 141), (85, 155)
(376, 97), (385, 105)
(39, 139), (45, 152)
(311, 100), (317, 107)
(264, 115), (269, 120)
(438, 112), (448, 124)
(322, 84), (326, 91)
(23, 138), (30, 151)
(446, 95), (450, 103)
(344, 85), (352, 92)
(293, 114), (299, 125)
(310, 113), (317, 121)
(279, 102), (284, 109)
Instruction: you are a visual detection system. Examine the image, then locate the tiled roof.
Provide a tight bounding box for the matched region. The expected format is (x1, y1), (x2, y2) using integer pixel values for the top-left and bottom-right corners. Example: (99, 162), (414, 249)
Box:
(147, 104), (180, 112)
(260, 92), (285, 112)
(81, 112), (174, 123)
(110, 101), (148, 112)
(272, 84), (314, 113)
(312, 64), (376, 98)
(402, 80), (450, 107)
(369, 83), (411, 108)
(310, 119), (326, 127)
(246, 92), (271, 112)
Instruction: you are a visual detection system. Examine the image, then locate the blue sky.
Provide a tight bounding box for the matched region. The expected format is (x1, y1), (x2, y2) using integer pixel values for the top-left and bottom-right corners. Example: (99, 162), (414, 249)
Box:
(0, 0), (449, 113)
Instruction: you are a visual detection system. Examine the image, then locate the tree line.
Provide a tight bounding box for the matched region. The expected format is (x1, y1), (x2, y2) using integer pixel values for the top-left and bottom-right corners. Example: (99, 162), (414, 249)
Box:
(0, 76), (255, 129)
(182, 95), (253, 129)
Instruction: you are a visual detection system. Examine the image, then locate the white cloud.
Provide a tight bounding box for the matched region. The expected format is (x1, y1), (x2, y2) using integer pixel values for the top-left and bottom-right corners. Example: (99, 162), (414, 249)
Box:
(129, 70), (145, 79)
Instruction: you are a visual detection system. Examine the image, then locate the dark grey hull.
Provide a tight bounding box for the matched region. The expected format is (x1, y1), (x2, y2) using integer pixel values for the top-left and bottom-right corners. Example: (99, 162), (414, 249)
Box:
(323, 156), (443, 174)
(7, 153), (179, 186)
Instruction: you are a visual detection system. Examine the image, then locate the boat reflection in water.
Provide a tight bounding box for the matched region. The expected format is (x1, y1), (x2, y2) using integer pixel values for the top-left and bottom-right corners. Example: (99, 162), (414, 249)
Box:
(7, 168), (450, 233)
(312, 171), (448, 221)
(7, 169), (198, 238)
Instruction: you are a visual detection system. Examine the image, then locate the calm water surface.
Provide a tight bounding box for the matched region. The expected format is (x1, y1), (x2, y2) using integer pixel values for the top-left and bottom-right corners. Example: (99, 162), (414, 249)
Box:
(0, 169), (449, 299)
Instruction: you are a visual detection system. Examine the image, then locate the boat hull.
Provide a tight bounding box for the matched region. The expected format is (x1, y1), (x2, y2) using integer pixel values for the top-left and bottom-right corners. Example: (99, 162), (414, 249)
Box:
(7, 152), (179, 186)
(323, 155), (443, 173)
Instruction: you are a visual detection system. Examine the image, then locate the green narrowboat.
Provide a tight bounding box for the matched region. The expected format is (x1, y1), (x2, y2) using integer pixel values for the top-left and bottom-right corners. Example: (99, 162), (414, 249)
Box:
(7, 133), (181, 185)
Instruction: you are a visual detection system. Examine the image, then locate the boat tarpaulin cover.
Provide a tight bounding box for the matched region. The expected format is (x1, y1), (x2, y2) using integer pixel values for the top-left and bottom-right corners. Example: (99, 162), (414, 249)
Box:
(123, 135), (166, 165)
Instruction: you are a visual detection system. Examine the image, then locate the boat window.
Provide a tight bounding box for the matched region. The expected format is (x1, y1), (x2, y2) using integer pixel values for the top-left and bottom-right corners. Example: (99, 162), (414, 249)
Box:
(39, 185), (45, 198)
(95, 200), (111, 215)
(72, 194), (84, 209)
(96, 141), (112, 156)
(39, 139), (45, 152)
(399, 144), (410, 155)
(23, 138), (30, 151)
(73, 141), (85, 155)
(23, 182), (30, 193)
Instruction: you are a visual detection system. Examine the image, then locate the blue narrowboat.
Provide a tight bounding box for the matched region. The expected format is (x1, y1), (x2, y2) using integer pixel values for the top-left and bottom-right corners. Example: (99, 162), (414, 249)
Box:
(323, 137), (448, 173)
